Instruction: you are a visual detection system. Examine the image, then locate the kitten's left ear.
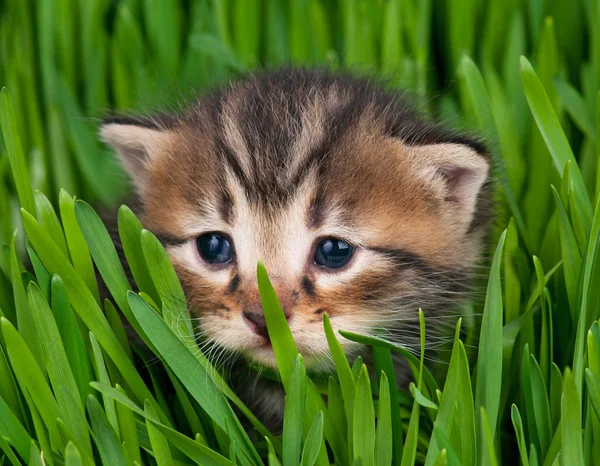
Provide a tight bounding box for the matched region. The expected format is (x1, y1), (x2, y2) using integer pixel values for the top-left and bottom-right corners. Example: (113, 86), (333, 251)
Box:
(99, 119), (173, 194)
(409, 142), (490, 227)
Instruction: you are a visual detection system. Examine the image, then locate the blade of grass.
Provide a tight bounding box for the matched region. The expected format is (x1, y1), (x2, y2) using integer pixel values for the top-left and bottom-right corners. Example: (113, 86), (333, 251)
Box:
(0, 434), (21, 466)
(20, 209), (165, 421)
(561, 368), (584, 465)
(459, 56), (530, 253)
(257, 261), (299, 386)
(1, 317), (62, 451)
(533, 256), (552, 387)
(26, 241), (51, 299)
(326, 376), (347, 443)
(323, 313), (355, 448)
(511, 405), (529, 466)
(104, 299), (133, 362)
(51, 275), (94, 402)
(74, 200), (150, 345)
(58, 190), (99, 302)
(34, 190), (68, 257)
(232, 0), (260, 67)
(0, 394), (32, 463)
(86, 395), (127, 466)
(10, 232), (41, 365)
(91, 382), (234, 466)
(550, 363), (563, 430)
(145, 400), (175, 466)
(341, 331), (438, 396)
(585, 369), (600, 419)
(28, 282), (92, 458)
(47, 106), (76, 196)
(521, 344), (540, 456)
(0, 88), (35, 216)
(115, 385), (141, 465)
(258, 263), (331, 466)
(140, 229), (194, 344)
(454, 340), (477, 466)
(283, 355), (307, 466)
(26, 401), (53, 466)
(89, 332), (119, 437)
(432, 428), (462, 466)
(521, 56), (592, 219)
(553, 76), (596, 142)
(353, 365), (375, 466)
(117, 206), (160, 305)
(127, 291), (260, 464)
(475, 230), (507, 447)
(373, 347), (403, 465)
(401, 309), (426, 466)
(0, 344), (25, 427)
(422, 320), (462, 465)
(165, 369), (208, 443)
(551, 186), (582, 314)
(573, 178), (600, 397)
(268, 437), (283, 466)
(479, 408), (498, 466)
(528, 355), (552, 457)
(65, 442), (83, 466)
(300, 411), (324, 466)
(409, 383), (437, 410)
(375, 371), (392, 466)
(58, 79), (118, 204)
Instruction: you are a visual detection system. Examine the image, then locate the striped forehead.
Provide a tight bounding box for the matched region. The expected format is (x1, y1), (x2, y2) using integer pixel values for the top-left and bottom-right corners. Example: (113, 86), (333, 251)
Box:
(211, 82), (345, 204)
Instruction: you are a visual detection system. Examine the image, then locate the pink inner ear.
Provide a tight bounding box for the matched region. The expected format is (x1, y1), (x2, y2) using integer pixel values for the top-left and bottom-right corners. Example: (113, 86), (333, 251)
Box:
(439, 166), (474, 203)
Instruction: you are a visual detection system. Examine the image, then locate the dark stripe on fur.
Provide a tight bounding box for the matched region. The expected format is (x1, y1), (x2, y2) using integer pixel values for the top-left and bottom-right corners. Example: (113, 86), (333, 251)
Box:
(155, 233), (187, 247)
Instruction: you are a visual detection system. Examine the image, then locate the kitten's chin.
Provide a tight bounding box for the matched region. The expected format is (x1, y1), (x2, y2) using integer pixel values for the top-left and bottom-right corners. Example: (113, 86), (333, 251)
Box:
(244, 346), (279, 368)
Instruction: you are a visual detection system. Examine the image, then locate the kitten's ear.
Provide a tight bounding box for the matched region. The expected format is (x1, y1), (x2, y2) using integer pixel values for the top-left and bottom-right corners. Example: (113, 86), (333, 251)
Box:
(99, 120), (172, 193)
(409, 142), (489, 228)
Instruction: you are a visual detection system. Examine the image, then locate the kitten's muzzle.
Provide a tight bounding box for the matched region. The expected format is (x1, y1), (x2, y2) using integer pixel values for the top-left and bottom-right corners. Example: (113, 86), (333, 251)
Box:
(243, 310), (291, 339)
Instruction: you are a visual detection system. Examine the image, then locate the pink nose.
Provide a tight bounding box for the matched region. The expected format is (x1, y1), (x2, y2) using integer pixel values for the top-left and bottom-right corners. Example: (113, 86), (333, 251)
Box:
(243, 310), (291, 338)
(243, 311), (268, 337)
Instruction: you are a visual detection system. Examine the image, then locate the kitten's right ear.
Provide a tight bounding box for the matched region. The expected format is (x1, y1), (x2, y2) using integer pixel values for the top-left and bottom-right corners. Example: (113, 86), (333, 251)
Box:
(99, 119), (173, 194)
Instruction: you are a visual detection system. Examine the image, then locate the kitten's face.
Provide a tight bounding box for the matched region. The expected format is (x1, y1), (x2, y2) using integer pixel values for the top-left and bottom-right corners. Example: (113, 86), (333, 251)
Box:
(102, 70), (490, 368)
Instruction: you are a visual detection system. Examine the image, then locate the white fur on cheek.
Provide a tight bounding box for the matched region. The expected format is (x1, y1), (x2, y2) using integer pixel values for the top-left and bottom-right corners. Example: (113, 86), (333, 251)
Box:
(312, 248), (377, 289)
(202, 312), (257, 350)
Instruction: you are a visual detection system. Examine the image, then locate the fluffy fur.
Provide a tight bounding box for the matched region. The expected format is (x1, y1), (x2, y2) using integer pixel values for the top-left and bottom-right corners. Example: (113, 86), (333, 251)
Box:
(100, 68), (492, 424)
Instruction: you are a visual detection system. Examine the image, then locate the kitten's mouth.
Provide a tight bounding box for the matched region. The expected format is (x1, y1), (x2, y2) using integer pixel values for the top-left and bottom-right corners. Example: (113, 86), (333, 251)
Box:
(258, 337), (272, 348)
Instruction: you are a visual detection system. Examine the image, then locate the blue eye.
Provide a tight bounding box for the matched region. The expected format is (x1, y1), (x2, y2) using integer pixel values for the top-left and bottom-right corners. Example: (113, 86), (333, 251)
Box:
(314, 239), (355, 269)
(197, 233), (234, 264)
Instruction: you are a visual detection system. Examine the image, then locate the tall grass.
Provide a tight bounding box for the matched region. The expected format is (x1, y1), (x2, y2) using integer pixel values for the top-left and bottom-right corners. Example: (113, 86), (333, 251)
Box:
(0, 0), (599, 465)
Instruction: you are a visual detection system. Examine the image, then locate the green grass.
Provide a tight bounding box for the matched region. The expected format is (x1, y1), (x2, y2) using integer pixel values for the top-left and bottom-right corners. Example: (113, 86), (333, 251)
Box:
(0, 0), (599, 464)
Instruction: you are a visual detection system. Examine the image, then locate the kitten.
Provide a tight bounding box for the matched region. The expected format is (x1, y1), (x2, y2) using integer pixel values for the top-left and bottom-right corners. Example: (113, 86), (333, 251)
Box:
(100, 68), (491, 425)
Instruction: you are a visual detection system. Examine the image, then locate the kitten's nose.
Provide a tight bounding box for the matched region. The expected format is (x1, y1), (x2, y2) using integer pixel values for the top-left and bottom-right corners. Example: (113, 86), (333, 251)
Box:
(243, 310), (291, 339)
(243, 312), (269, 338)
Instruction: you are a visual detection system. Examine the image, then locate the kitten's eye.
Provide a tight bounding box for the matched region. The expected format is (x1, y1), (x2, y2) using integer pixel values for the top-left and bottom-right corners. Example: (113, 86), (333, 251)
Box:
(197, 233), (234, 264)
(314, 239), (355, 269)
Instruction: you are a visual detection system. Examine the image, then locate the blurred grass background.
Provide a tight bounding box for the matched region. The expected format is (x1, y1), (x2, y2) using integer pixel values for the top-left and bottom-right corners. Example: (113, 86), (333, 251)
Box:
(1, 0), (600, 464)
(0, 0), (595, 216)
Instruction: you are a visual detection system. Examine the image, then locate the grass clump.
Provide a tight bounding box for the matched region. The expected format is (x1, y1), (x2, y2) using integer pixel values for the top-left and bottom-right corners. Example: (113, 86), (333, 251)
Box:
(1, 0), (600, 465)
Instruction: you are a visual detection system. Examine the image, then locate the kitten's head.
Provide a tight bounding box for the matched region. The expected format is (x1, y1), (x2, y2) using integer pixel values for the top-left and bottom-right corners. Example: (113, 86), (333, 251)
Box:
(101, 69), (491, 368)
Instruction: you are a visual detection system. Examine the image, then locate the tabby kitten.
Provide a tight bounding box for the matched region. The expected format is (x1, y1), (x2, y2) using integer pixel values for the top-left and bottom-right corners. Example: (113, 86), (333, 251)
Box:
(101, 69), (491, 422)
